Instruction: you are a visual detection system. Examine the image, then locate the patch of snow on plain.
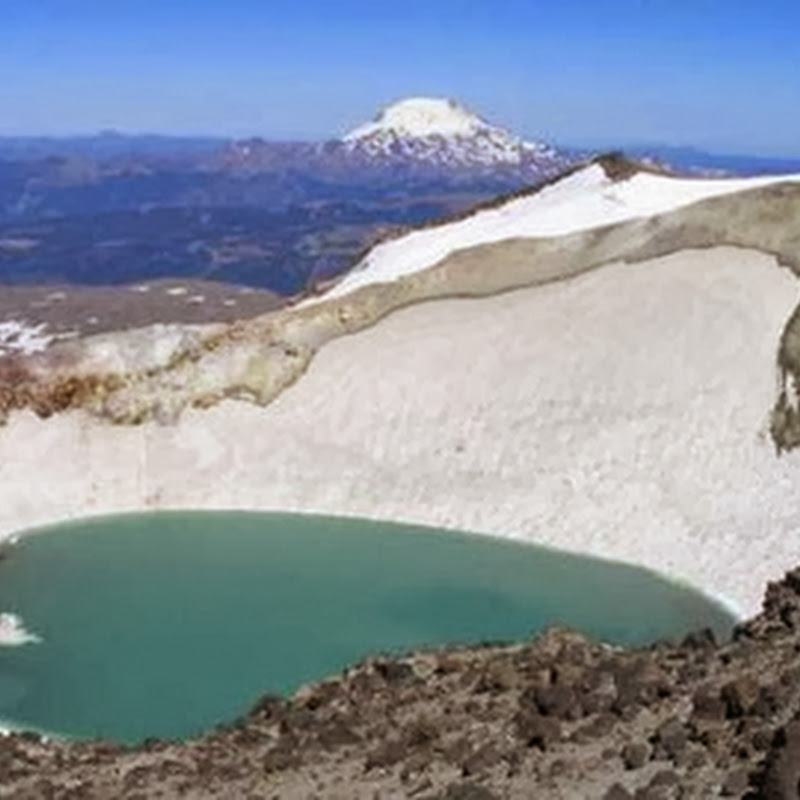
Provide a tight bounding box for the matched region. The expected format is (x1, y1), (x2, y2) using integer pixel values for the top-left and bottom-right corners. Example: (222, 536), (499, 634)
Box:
(0, 320), (58, 355)
(319, 165), (800, 301)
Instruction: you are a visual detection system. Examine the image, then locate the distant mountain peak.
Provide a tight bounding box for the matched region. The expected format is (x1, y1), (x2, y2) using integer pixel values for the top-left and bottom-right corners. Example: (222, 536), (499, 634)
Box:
(339, 96), (564, 171)
(343, 97), (488, 140)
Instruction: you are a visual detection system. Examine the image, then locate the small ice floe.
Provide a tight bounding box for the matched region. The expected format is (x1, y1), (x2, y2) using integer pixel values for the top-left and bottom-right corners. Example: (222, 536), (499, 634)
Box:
(0, 320), (56, 355)
(44, 292), (66, 303)
(223, 299), (237, 307)
(86, 316), (99, 325)
(166, 286), (188, 296)
(0, 613), (41, 647)
(131, 284), (151, 293)
(187, 295), (205, 304)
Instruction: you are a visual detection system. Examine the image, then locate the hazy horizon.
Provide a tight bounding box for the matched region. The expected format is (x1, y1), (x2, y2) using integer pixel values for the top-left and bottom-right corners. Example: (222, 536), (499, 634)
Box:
(4, 0), (800, 157)
(3, 125), (800, 164)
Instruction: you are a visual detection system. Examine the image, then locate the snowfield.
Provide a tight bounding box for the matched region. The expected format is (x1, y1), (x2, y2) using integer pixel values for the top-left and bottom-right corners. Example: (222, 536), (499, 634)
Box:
(319, 165), (800, 301)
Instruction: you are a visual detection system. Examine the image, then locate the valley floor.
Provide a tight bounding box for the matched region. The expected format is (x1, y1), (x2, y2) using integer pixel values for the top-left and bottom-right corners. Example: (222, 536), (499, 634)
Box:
(0, 279), (282, 356)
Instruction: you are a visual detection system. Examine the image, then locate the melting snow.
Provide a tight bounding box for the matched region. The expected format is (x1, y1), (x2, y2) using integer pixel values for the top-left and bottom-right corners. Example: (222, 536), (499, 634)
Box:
(0, 613), (41, 647)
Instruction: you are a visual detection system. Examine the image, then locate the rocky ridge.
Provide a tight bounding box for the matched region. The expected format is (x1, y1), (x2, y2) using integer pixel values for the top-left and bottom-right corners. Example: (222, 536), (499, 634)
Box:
(5, 568), (800, 797)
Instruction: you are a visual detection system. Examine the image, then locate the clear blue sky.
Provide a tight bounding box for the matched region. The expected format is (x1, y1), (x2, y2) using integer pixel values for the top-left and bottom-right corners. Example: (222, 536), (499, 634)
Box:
(2, 0), (799, 155)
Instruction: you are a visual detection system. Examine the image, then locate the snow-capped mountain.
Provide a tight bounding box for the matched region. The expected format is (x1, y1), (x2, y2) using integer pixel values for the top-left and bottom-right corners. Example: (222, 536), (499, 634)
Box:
(339, 97), (567, 173)
(218, 97), (571, 178)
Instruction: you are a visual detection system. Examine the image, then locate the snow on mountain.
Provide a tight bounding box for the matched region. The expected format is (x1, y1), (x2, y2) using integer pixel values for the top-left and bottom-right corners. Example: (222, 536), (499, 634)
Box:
(319, 161), (800, 301)
(343, 97), (487, 140)
(340, 97), (565, 170)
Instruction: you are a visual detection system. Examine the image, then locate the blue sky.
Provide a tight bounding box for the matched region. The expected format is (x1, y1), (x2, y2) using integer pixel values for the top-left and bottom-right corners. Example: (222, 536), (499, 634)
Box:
(2, 0), (799, 155)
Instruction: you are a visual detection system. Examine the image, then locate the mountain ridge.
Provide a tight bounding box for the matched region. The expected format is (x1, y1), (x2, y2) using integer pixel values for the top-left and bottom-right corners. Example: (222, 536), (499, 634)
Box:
(220, 96), (571, 178)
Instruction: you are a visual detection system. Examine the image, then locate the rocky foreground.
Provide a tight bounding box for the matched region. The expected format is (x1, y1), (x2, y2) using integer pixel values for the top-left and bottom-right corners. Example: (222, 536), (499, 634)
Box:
(4, 570), (800, 798)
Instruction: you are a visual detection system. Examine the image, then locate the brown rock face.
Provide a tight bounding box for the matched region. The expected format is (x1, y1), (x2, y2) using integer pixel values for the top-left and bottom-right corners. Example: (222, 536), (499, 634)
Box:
(756, 718), (800, 799)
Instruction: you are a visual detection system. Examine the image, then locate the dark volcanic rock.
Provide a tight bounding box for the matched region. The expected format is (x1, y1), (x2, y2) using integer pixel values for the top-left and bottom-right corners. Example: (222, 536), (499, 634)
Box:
(757, 718), (800, 799)
(514, 709), (562, 749)
(721, 675), (761, 718)
(437, 783), (501, 800)
(652, 717), (689, 761)
(603, 784), (634, 800)
(529, 683), (583, 720)
(622, 741), (651, 770)
(720, 767), (750, 796)
(691, 684), (727, 721)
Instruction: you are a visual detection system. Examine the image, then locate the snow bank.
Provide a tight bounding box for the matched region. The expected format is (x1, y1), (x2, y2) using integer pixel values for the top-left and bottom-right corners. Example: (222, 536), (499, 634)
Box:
(319, 166), (800, 301)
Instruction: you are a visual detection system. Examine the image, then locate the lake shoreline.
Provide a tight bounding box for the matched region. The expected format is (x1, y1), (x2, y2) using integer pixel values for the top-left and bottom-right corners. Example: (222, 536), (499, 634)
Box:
(0, 563), (797, 798)
(0, 511), (734, 742)
(0, 506), (745, 624)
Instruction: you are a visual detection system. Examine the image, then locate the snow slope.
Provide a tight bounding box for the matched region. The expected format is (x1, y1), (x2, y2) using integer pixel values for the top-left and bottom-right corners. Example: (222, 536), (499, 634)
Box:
(320, 164), (800, 301)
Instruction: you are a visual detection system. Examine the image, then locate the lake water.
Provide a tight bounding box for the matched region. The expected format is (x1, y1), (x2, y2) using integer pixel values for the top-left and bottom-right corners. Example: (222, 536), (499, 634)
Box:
(0, 511), (734, 743)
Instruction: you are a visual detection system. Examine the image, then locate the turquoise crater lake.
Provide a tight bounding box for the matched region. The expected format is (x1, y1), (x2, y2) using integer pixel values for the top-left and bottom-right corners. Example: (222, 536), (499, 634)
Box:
(0, 511), (734, 742)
